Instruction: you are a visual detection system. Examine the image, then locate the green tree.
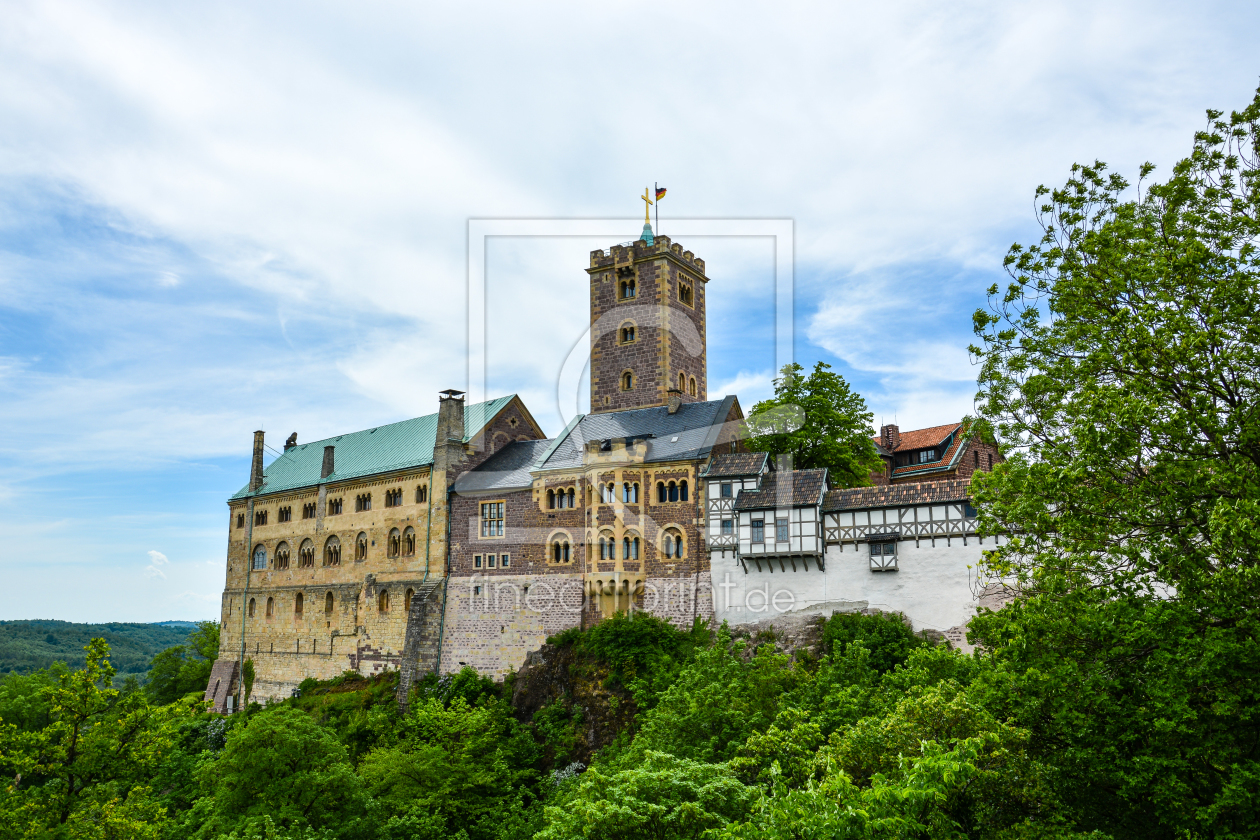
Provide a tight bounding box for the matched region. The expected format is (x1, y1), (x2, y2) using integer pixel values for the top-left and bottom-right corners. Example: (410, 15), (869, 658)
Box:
(187, 705), (371, 839)
(746, 362), (881, 487)
(970, 87), (1260, 837)
(145, 622), (219, 706)
(537, 751), (757, 840)
(0, 638), (178, 838)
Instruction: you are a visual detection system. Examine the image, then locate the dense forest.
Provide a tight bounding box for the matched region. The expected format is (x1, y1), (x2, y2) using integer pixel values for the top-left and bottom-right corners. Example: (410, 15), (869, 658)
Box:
(0, 621), (197, 677)
(1, 88), (1258, 840)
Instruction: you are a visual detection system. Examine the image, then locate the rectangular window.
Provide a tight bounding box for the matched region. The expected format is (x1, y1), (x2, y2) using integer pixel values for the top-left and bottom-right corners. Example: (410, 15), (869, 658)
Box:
(474, 555), (482, 569)
(919, 450), (935, 464)
(487, 555), (496, 568)
(480, 502), (504, 537)
(776, 518), (789, 543)
(721, 483), (732, 498)
(721, 519), (733, 536)
(751, 520), (764, 543)
(501, 554), (510, 568)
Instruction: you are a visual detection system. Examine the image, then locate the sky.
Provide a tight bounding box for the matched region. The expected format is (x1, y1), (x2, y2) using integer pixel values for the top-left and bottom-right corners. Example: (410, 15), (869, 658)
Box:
(1, 0), (1257, 622)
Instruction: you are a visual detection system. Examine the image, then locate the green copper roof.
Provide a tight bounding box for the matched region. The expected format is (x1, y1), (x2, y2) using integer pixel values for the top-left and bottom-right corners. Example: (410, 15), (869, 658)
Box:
(229, 395), (517, 501)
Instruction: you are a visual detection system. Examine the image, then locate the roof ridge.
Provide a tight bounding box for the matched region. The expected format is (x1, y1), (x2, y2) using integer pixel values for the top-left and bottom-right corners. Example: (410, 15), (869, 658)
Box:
(281, 395), (517, 452)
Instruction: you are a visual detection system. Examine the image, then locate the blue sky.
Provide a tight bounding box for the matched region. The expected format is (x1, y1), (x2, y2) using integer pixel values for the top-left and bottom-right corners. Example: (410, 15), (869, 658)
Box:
(1, 0), (1257, 622)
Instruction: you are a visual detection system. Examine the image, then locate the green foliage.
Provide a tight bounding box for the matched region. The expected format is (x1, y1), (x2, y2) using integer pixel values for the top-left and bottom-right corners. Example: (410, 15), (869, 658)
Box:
(240, 658), (255, 705)
(970, 86), (1260, 837)
(537, 751), (757, 840)
(186, 705), (372, 840)
(822, 611), (929, 674)
(0, 662), (68, 733)
(0, 638), (184, 838)
(359, 694), (542, 840)
(746, 361), (882, 487)
(0, 620), (197, 677)
(146, 622), (220, 706)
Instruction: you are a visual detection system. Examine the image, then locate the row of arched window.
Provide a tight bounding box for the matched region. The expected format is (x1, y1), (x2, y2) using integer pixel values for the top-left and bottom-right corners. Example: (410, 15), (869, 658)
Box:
(547, 488), (576, 509)
(253, 528), (416, 570)
(657, 480), (690, 502)
(599, 482), (639, 503)
(239, 484), (429, 529)
(245, 587), (416, 619)
(676, 372), (698, 397)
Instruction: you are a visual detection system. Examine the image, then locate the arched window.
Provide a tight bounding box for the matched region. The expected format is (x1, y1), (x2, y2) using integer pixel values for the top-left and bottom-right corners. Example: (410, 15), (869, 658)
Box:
(620, 323), (636, 343)
(248, 598), (256, 617)
(567, 488), (575, 508)
(274, 542), (290, 570)
(598, 531), (614, 560)
(265, 597), (274, 617)
(299, 539), (315, 568)
(324, 535), (341, 567)
(657, 481), (666, 503)
(547, 489), (556, 509)
(387, 528), (401, 558)
(678, 372), (686, 391)
(663, 528), (685, 559)
(294, 592), (303, 615)
(252, 544), (267, 571)
(403, 527), (416, 556)
(551, 536), (571, 564)
(622, 482), (639, 503)
(621, 371), (633, 391)
(689, 377), (697, 397)
(668, 481), (679, 502)
(405, 588), (414, 612)
(324, 591), (334, 614)
(620, 279), (636, 299)
(378, 589), (389, 611)
(622, 534), (641, 560)
(356, 532), (368, 561)
(680, 480), (689, 502)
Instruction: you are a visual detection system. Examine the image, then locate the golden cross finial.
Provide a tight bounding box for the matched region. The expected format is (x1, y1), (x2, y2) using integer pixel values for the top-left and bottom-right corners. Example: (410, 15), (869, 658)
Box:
(641, 187), (653, 225)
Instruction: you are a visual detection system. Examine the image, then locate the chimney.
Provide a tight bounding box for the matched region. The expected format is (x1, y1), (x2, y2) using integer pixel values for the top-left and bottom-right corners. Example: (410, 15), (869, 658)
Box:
(881, 424), (900, 451)
(321, 446), (335, 479)
(284, 432), (298, 451)
(667, 388), (682, 414)
(249, 431), (265, 492)
(436, 389), (466, 442)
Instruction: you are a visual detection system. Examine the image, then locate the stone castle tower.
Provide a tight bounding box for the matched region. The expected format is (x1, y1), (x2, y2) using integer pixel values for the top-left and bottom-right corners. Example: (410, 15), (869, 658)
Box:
(587, 234), (709, 414)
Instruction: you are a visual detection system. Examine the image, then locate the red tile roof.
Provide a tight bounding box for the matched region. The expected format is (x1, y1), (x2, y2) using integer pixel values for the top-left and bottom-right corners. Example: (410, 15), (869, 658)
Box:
(891, 428), (966, 478)
(872, 422), (961, 453)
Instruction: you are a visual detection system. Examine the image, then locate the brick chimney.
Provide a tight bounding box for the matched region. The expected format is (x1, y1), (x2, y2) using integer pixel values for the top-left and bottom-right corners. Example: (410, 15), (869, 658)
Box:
(881, 424), (900, 451)
(249, 431), (265, 492)
(667, 388), (682, 414)
(321, 445), (335, 479)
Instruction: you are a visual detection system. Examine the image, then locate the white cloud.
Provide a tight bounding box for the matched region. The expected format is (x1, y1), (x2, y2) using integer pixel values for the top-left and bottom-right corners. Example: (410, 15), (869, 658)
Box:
(147, 549), (169, 565)
(712, 370), (776, 408)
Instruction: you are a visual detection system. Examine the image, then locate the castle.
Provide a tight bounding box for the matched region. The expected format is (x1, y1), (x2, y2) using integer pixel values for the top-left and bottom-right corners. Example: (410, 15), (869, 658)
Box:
(205, 229), (1002, 710)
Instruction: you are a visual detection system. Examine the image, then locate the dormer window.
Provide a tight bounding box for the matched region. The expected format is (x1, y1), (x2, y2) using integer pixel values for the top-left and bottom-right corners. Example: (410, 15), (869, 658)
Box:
(918, 450), (935, 464)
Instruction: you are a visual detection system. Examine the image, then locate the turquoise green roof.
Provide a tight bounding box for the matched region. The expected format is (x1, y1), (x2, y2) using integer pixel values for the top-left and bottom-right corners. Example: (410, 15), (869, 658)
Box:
(229, 395), (517, 501)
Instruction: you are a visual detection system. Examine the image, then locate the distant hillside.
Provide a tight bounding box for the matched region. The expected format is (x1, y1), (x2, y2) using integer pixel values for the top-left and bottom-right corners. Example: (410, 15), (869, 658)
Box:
(0, 620), (200, 677)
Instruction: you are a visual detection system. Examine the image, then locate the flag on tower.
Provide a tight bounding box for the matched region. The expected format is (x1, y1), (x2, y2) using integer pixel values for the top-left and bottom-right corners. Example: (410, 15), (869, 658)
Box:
(655, 187), (667, 200)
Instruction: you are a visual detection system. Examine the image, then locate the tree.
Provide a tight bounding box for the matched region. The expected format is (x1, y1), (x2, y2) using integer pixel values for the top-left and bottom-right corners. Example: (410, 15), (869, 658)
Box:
(0, 638), (178, 838)
(970, 87), (1260, 837)
(746, 362), (881, 487)
(145, 622), (219, 706)
(187, 705), (371, 839)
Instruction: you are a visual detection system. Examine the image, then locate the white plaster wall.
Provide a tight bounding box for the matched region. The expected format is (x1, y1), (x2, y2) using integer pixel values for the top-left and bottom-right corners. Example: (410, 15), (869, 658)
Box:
(711, 536), (992, 634)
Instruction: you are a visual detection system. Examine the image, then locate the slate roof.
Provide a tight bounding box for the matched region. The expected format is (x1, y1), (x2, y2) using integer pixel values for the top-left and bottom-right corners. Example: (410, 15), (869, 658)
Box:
(822, 478), (971, 512)
(537, 397), (737, 471)
(703, 452), (768, 478)
(453, 439), (554, 493)
(733, 469), (828, 511)
(230, 395), (518, 500)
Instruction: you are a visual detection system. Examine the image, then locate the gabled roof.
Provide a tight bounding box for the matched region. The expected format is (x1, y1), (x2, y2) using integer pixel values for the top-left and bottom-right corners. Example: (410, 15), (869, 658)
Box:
(876, 422), (962, 453)
(891, 427), (966, 479)
(230, 395), (518, 500)
(823, 479), (971, 512)
(703, 452), (768, 478)
(453, 439), (554, 493)
(537, 397), (738, 471)
(733, 469), (828, 511)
